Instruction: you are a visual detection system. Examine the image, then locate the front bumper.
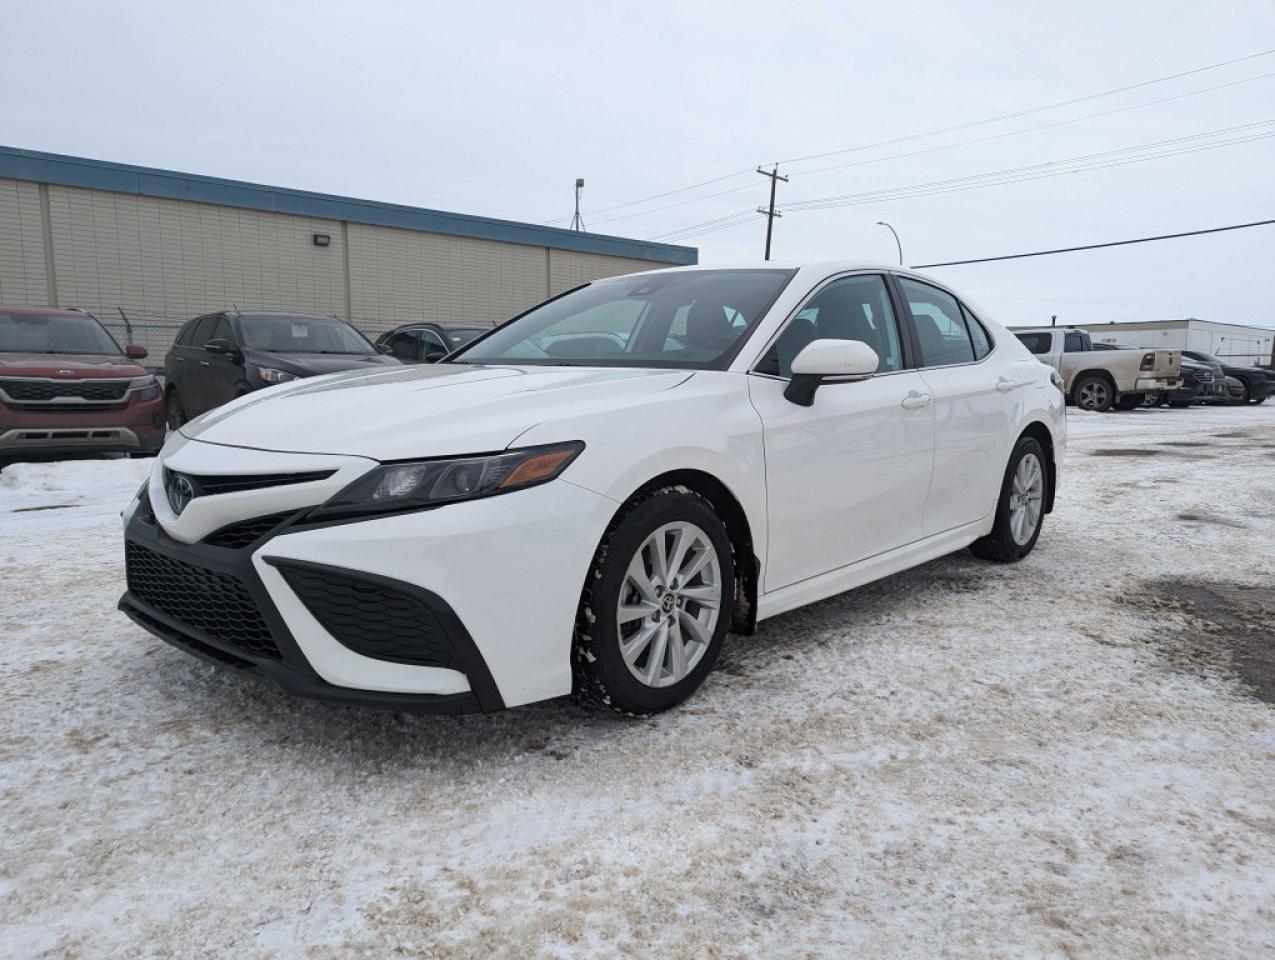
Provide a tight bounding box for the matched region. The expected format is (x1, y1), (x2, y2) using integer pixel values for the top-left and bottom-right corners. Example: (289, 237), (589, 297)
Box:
(120, 448), (616, 711)
(120, 498), (499, 713)
(0, 393), (165, 456)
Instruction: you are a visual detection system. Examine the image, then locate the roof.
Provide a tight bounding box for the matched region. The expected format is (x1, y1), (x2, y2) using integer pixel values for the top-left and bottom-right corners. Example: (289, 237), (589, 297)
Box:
(0, 306), (89, 317)
(0, 145), (698, 266)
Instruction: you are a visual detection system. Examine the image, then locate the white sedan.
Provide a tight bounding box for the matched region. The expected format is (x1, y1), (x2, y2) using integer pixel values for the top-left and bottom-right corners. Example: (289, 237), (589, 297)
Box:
(120, 262), (1065, 715)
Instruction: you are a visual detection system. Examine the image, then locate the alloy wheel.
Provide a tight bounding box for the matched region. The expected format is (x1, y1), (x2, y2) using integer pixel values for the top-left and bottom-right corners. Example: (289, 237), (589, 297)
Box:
(1077, 381), (1109, 411)
(616, 521), (722, 688)
(1008, 452), (1044, 546)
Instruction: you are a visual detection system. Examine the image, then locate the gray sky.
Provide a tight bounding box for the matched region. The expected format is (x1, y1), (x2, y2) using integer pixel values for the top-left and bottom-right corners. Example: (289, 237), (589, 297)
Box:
(3, 0), (1273, 329)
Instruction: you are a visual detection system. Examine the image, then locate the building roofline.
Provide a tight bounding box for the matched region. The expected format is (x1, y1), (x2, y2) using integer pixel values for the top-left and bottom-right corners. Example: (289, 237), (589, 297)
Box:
(1075, 318), (1275, 332)
(0, 145), (698, 266)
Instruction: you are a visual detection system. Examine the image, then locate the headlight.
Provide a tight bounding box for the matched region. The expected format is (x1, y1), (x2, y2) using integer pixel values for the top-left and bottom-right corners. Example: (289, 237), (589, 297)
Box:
(129, 375), (160, 401)
(1049, 369), (1065, 392)
(310, 441), (585, 520)
(258, 367), (299, 384)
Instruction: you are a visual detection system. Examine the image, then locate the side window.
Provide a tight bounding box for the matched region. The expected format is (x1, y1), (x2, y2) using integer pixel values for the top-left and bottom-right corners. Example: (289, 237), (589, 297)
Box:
(962, 304), (993, 359)
(386, 331), (421, 361)
(759, 274), (904, 378)
(1063, 332), (1086, 353)
(898, 278), (976, 367)
(1014, 332), (1053, 354)
(188, 315), (217, 347)
(208, 315), (233, 344)
(175, 318), (198, 346)
(420, 330), (448, 360)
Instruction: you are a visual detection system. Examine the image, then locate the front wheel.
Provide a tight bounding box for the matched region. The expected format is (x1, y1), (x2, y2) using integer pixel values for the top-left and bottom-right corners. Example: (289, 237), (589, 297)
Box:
(969, 437), (1046, 563)
(573, 488), (734, 714)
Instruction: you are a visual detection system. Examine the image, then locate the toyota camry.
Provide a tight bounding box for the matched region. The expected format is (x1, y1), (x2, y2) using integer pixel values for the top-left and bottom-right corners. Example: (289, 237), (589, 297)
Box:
(120, 263), (1065, 715)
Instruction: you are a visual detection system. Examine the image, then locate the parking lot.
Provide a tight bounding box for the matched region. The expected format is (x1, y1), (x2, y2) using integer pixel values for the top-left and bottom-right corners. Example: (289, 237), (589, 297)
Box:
(1, 404), (1272, 958)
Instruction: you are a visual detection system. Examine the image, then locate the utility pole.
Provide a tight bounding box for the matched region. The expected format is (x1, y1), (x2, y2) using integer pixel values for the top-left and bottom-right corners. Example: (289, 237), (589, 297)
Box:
(570, 178), (586, 232)
(756, 165), (787, 260)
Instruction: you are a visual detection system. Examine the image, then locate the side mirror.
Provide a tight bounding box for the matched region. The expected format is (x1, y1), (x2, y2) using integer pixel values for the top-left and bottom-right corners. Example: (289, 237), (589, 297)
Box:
(204, 338), (233, 356)
(125, 344), (148, 360)
(375, 342), (393, 355)
(784, 339), (879, 406)
(422, 346), (448, 363)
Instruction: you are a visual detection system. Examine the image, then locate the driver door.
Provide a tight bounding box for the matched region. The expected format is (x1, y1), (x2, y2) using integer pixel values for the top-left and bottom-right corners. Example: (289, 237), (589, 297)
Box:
(747, 273), (935, 591)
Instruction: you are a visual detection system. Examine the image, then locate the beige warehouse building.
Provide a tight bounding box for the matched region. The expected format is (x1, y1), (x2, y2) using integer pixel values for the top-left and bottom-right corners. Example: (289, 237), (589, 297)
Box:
(0, 146), (696, 355)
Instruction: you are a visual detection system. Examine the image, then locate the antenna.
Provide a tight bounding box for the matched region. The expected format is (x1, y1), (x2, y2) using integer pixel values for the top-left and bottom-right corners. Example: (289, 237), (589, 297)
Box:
(570, 178), (586, 232)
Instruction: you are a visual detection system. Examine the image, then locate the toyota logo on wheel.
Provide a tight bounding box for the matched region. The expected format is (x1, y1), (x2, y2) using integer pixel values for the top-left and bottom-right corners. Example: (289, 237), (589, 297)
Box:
(165, 471), (197, 515)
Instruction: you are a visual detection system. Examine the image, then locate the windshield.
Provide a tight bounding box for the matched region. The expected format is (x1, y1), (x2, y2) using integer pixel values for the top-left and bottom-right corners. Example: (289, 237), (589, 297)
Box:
(445, 327), (486, 348)
(0, 311), (122, 355)
(451, 269), (795, 369)
(240, 315), (375, 354)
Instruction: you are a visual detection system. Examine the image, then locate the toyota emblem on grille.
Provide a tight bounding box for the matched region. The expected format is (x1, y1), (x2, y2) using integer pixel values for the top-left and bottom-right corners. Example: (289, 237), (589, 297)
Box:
(165, 472), (196, 515)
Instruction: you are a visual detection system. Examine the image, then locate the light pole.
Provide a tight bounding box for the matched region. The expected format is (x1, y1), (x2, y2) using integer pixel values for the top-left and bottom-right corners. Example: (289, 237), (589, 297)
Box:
(876, 221), (902, 265)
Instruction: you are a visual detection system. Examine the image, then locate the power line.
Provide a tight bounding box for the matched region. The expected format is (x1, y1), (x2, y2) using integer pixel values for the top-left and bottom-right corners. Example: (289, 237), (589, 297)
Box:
(775, 47), (1275, 166)
(782, 120), (1275, 211)
(547, 47), (1275, 226)
(912, 218), (1275, 268)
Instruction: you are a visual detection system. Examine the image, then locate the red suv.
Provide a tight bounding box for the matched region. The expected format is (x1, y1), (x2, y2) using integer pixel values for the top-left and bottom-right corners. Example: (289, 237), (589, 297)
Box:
(0, 307), (166, 460)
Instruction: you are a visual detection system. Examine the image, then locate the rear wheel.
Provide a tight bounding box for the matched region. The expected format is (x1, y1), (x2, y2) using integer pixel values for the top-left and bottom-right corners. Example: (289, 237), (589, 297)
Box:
(573, 487), (734, 714)
(165, 390), (186, 429)
(969, 437), (1046, 563)
(1073, 375), (1114, 412)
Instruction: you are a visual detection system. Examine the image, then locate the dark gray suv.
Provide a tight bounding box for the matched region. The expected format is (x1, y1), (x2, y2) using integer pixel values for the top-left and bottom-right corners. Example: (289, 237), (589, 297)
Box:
(163, 311), (399, 426)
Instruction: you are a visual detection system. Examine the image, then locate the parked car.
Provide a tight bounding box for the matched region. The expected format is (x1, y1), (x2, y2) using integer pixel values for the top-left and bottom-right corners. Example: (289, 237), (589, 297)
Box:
(1091, 344), (1214, 407)
(0, 307), (164, 460)
(163, 311), (400, 426)
(374, 322), (491, 363)
(1013, 327), (1180, 411)
(122, 263), (1064, 716)
(1181, 350), (1270, 405)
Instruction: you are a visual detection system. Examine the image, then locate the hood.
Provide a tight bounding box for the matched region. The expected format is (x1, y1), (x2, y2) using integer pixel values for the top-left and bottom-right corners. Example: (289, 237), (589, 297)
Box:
(245, 350), (400, 376)
(180, 362), (693, 460)
(0, 352), (149, 379)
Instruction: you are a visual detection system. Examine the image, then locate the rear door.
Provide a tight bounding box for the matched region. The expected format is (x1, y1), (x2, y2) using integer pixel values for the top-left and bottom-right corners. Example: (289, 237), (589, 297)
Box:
(895, 276), (1014, 537)
(748, 272), (935, 590)
(203, 314), (242, 409)
(177, 315), (216, 415)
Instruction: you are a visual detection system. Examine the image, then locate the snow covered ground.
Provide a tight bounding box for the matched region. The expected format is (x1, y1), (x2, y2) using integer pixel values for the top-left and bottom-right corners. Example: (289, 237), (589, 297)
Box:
(2, 406), (1273, 958)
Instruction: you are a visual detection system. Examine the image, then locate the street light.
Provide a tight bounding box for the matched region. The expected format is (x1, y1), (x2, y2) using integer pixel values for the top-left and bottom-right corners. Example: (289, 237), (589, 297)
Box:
(876, 221), (902, 265)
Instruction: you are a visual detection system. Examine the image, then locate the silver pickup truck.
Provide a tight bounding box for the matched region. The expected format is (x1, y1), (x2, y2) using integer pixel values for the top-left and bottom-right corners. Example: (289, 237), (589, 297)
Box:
(1012, 327), (1180, 412)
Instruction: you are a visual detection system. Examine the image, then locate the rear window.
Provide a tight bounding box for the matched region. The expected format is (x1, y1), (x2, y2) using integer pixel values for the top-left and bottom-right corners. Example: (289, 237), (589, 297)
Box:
(1014, 332), (1053, 355)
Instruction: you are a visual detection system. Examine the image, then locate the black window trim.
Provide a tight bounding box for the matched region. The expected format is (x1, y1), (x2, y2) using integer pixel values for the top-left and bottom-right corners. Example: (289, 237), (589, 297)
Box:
(747, 269), (918, 382)
(889, 273), (998, 371)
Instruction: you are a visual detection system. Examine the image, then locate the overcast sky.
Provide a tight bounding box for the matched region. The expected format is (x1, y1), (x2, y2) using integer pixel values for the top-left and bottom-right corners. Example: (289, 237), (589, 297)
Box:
(3, 1), (1273, 329)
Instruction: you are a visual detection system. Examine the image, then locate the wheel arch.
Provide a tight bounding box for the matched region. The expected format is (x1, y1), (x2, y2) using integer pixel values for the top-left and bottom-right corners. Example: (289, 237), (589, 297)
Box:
(1017, 420), (1057, 514)
(617, 469), (760, 636)
(1070, 367), (1116, 400)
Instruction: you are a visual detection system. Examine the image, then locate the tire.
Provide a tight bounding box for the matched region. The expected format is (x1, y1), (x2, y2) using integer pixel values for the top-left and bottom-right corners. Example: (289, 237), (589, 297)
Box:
(573, 487), (735, 714)
(1253, 397), (1266, 405)
(165, 390), (186, 429)
(1073, 375), (1115, 412)
(1168, 401), (1193, 409)
(969, 436), (1047, 563)
(1234, 380), (1251, 405)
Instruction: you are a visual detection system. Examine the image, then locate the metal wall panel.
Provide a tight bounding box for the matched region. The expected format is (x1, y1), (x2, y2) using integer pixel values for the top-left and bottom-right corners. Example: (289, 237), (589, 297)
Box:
(0, 178), (49, 304)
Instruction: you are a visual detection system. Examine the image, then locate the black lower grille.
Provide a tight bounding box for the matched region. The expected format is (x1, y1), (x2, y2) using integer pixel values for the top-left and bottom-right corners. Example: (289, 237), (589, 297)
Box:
(277, 564), (457, 668)
(203, 511), (296, 549)
(125, 541), (279, 658)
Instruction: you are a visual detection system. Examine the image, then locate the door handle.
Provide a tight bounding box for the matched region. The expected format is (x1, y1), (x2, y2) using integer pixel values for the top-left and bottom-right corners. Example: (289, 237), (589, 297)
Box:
(199, 360), (211, 367)
(901, 391), (933, 410)
(996, 378), (1023, 393)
